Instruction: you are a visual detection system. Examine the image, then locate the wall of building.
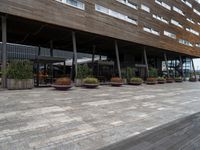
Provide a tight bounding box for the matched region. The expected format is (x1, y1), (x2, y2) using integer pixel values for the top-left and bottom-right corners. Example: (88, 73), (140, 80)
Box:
(0, 0), (200, 56)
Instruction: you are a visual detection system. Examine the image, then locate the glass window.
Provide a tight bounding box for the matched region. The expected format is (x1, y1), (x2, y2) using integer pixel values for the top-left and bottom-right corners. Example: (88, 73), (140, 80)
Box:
(116, 0), (138, 10)
(56, 0), (85, 10)
(164, 31), (176, 39)
(141, 4), (150, 13)
(143, 27), (160, 36)
(95, 4), (138, 25)
(155, 0), (171, 10)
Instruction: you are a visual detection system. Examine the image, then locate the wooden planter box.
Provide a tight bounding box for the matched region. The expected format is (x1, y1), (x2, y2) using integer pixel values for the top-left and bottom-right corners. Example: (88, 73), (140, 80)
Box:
(7, 79), (34, 90)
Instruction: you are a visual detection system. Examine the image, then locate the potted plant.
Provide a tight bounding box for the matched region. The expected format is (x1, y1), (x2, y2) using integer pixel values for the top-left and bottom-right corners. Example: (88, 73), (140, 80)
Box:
(52, 77), (73, 90)
(129, 77), (143, 85)
(83, 77), (99, 88)
(75, 64), (92, 87)
(166, 77), (174, 83)
(6, 60), (34, 90)
(175, 77), (183, 82)
(157, 77), (166, 84)
(189, 77), (197, 82)
(146, 67), (158, 85)
(110, 77), (123, 87)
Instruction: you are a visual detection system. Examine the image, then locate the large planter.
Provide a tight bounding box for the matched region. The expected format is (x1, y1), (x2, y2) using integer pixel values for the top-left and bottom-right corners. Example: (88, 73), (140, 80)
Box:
(75, 79), (83, 87)
(175, 78), (183, 83)
(7, 79), (34, 90)
(110, 82), (123, 87)
(146, 78), (157, 85)
(129, 81), (143, 86)
(52, 84), (73, 90)
(83, 83), (99, 89)
(189, 78), (197, 82)
(157, 80), (166, 84)
(166, 78), (174, 83)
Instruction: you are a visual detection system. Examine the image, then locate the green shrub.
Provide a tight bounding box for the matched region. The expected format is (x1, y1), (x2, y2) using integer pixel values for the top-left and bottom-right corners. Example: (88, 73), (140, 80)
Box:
(149, 67), (158, 78)
(77, 64), (92, 79)
(6, 60), (33, 79)
(83, 77), (99, 84)
(130, 77), (143, 82)
(157, 77), (165, 81)
(175, 76), (182, 80)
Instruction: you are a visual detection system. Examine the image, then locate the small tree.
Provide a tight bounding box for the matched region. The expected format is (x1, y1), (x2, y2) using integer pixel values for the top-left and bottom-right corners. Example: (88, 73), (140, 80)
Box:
(149, 67), (158, 78)
(76, 64), (92, 79)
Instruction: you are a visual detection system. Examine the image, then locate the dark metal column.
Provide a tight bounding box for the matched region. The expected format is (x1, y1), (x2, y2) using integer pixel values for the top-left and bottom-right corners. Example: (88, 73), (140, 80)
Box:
(191, 58), (196, 80)
(72, 31), (78, 79)
(92, 45), (96, 73)
(1, 16), (7, 88)
(115, 40), (121, 78)
(50, 40), (53, 57)
(179, 56), (184, 80)
(144, 47), (149, 78)
(36, 46), (41, 87)
(164, 53), (170, 78)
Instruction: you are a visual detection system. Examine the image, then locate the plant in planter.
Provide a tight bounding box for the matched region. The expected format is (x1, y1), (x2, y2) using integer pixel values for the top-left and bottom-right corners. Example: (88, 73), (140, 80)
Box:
(189, 77), (197, 82)
(6, 60), (34, 90)
(110, 77), (123, 87)
(52, 77), (73, 90)
(129, 77), (143, 85)
(166, 77), (174, 83)
(146, 67), (158, 85)
(76, 64), (92, 86)
(83, 77), (99, 88)
(157, 77), (166, 84)
(175, 76), (183, 82)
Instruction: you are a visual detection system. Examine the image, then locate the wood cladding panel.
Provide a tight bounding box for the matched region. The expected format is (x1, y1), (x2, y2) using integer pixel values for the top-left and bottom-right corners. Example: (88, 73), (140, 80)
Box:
(0, 0), (200, 57)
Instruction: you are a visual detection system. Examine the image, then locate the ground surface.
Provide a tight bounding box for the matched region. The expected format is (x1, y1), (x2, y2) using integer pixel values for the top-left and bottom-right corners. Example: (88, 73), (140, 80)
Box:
(0, 82), (200, 150)
(101, 112), (200, 150)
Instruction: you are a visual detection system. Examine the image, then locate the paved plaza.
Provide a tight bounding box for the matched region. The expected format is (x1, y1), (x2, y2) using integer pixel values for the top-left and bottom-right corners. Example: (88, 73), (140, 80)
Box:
(0, 82), (200, 150)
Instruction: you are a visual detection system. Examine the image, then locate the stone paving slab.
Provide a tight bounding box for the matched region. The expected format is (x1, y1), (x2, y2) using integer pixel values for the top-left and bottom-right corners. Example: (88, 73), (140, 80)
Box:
(0, 82), (200, 149)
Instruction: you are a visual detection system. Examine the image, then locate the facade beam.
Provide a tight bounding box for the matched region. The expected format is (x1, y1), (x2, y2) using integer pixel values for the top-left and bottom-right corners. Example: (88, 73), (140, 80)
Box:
(72, 31), (78, 79)
(144, 48), (149, 78)
(164, 53), (170, 78)
(1, 15), (7, 88)
(191, 58), (196, 80)
(114, 40), (121, 78)
(179, 56), (184, 80)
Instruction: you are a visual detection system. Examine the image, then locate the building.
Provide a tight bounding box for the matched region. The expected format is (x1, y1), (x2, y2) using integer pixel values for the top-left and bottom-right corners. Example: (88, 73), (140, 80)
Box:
(0, 0), (200, 87)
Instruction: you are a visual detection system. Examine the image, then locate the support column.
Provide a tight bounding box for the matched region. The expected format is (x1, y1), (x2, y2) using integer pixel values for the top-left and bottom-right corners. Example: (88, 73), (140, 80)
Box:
(115, 40), (121, 78)
(1, 16), (7, 88)
(144, 47), (149, 78)
(36, 46), (41, 87)
(164, 53), (170, 78)
(92, 45), (96, 73)
(72, 31), (77, 79)
(191, 58), (196, 80)
(50, 40), (53, 57)
(179, 56), (184, 80)
(50, 40), (54, 83)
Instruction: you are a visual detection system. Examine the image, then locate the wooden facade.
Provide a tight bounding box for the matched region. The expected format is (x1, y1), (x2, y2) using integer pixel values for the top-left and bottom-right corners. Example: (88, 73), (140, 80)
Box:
(0, 0), (200, 57)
